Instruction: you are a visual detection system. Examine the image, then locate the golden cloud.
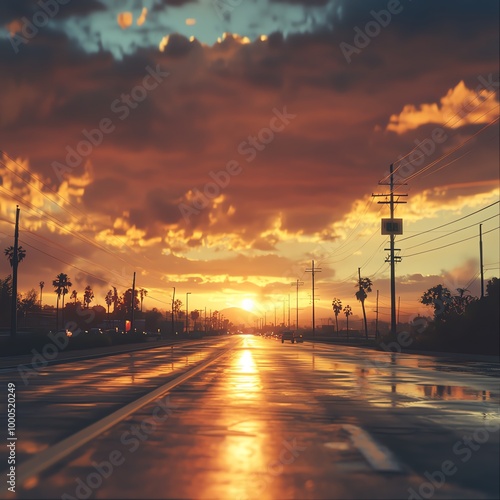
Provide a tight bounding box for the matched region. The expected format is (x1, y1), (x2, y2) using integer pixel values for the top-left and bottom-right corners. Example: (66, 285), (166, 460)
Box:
(387, 81), (498, 134)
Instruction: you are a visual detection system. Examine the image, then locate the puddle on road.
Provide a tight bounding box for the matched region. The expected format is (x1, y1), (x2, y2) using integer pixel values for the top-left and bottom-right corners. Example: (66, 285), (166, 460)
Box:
(419, 384), (496, 401)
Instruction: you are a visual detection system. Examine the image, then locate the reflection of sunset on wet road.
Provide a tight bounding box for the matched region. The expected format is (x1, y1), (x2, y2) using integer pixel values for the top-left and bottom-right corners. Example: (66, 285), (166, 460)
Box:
(1, 336), (496, 499)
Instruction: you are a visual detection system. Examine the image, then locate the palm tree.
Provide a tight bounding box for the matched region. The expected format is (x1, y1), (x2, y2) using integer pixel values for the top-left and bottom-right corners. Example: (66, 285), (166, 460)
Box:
(4, 245), (26, 267)
(112, 287), (119, 312)
(70, 290), (78, 305)
(105, 290), (113, 326)
(355, 271), (372, 339)
(343, 305), (352, 339)
(83, 285), (94, 309)
(139, 288), (148, 312)
(52, 273), (72, 331)
(332, 298), (342, 334)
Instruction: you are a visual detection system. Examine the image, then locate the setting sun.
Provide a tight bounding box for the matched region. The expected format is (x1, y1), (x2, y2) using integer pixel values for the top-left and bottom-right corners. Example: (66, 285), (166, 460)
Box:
(241, 299), (255, 312)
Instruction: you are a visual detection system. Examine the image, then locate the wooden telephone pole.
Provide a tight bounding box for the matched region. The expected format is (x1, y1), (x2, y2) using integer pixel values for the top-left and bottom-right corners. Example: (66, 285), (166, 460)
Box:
(373, 164), (407, 336)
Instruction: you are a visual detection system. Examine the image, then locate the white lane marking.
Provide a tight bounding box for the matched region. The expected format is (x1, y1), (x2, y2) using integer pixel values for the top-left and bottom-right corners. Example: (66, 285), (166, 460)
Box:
(342, 424), (402, 472)
(15, 342), (239, 488)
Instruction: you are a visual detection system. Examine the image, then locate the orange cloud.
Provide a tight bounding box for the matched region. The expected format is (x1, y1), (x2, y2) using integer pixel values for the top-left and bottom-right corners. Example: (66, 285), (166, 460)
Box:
(387, 81), (498, 134)
(117, 12), (133, 30)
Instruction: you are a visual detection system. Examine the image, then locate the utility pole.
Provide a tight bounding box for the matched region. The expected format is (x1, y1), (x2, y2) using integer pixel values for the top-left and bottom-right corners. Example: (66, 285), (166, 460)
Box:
(186, 292), (191, 333)
(291, 279), (304, 331)
(39, 281), (44, 309)
(375, 289), (379, 339)
(288, 294), (291, 329)
(306, 260), (321, 338)
(397, 296), (401, 325)
(373, 164), (407, 336)
(171, 287), (175, 334)
(479, 224), (484, 298)
(131, 272), (136, 333)
(10, 206), (20, 337)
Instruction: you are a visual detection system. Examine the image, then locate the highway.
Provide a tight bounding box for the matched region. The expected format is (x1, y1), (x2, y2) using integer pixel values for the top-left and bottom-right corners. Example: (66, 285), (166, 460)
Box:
(1, 335), (499, 499)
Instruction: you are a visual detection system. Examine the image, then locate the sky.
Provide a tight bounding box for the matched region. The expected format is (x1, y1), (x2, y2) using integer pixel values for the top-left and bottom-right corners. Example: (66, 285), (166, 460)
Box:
(0, 0), (498, 328)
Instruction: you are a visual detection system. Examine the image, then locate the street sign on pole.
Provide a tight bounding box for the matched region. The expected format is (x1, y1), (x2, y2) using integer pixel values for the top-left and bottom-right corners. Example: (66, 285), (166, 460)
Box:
(381, 218), (403, 235)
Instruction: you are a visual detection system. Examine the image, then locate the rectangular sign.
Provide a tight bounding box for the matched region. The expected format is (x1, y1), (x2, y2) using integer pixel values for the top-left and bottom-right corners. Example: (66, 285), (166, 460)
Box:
(381, 218), (403, 235)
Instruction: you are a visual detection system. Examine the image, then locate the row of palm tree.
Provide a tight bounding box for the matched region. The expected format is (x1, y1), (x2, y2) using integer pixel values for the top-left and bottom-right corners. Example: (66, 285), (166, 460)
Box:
(332, 273), (373, 338)
(6, 243), (369, 334)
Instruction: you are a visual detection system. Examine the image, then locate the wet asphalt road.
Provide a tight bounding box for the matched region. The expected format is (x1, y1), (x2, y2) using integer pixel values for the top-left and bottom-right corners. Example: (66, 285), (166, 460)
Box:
(1, 335), (499, 499)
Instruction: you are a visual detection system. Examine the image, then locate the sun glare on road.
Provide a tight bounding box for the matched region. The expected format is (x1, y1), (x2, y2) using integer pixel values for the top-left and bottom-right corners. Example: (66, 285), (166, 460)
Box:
(237, 349), (257, 374)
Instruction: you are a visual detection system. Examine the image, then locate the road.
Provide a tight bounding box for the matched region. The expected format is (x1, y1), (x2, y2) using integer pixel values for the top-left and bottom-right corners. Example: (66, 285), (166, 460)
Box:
(0, 335), (498, 499)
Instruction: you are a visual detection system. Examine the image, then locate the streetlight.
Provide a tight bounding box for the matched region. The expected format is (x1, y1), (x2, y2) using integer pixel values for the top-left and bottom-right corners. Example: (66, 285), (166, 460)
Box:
(186, 292), (191, 333)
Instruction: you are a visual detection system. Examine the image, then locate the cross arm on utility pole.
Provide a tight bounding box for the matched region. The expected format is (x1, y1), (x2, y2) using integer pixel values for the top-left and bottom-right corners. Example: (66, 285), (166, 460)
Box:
(305, 260), (321, 338)
(372, 163), (409, 336)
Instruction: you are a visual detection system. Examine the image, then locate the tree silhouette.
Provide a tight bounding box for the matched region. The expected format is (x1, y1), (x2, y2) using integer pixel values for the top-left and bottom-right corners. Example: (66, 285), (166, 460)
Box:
(332, 298), (342, 334)
(452, 288), (476, 315)
(4, 246), (26, 267)
(83, 285), (94, 309)
(18, 289), (39, 324)
(116, 289), (140, 316)
(420, 284), (453, 322)
(70, 290), (78, 305)
(355, 273), (372, 339)
(343, 305), (352, 339)
(105, 290), (113, 325)
(173, 299), (183, 319)
(112, 287), (119, 312)
(139, 288), (148, 312)
(52, 273), (72, 331)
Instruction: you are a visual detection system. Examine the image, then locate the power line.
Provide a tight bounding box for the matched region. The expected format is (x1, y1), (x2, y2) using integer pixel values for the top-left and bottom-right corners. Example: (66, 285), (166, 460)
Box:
(404, 214), (498, 250)
(404, 226), (499, 258)
(398, 201), (499, 242)
(403, 115), (499, 184)
(0, 151), (149, 262)
(381, 93), (500, 182)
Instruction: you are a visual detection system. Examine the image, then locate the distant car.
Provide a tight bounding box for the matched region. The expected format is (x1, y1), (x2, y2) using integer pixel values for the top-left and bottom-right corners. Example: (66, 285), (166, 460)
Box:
(295, 333), (304, 343)
(281, 331), (295, 343)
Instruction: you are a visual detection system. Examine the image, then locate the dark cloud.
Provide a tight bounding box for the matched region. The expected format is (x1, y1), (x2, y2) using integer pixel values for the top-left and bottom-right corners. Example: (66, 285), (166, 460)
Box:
(152, 0), (199, 12)
(271, 0), (330, 4)
(0, 1), (497, 301)
(0, 0), (106, 23)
